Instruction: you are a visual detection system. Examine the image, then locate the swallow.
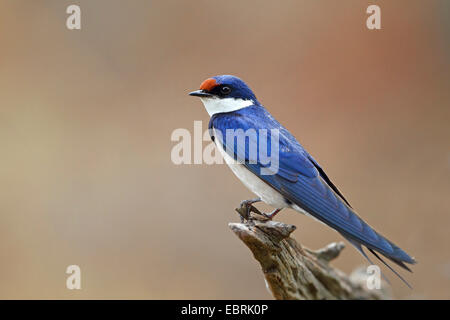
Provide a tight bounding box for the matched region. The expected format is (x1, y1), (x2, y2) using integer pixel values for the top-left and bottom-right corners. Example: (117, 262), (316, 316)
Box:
(189, 75), (416, 286)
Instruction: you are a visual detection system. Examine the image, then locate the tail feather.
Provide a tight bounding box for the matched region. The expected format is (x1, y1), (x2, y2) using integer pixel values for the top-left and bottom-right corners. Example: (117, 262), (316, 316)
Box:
(344, 235), (413, 289)
(368, 248), (413, 289)
(345, 237), (391, 286)
(375, 249), (413, 273)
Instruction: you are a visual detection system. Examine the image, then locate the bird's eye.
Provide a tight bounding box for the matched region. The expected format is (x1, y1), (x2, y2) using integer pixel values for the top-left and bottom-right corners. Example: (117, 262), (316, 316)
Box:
(220, 86), (232, 95)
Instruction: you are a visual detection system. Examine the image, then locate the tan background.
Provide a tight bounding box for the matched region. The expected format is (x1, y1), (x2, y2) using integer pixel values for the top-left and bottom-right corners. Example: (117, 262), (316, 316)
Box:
(0, 0), (449, 299)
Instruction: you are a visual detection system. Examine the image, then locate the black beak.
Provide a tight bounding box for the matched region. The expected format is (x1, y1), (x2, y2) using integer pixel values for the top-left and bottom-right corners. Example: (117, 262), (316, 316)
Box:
(189, 90), (214, 98)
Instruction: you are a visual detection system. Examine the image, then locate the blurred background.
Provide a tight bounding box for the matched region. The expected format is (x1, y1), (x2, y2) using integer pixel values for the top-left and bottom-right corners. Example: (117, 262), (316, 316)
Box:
(0, 0), (448, 299)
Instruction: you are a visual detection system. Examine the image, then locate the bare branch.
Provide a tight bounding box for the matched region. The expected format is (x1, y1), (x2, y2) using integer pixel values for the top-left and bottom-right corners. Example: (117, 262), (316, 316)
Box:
(229, 219), (392, 300)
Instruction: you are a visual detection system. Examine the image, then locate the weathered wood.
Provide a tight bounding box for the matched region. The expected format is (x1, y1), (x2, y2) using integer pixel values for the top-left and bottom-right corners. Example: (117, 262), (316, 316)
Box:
(229, 218), (392, 300)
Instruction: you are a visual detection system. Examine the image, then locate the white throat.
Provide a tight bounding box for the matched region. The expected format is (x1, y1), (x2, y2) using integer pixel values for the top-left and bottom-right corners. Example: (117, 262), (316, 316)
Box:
(200, 97), (254, 116)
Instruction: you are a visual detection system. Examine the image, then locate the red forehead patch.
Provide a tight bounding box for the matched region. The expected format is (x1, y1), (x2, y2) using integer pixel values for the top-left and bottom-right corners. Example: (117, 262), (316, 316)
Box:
(199, 78), (217, 91)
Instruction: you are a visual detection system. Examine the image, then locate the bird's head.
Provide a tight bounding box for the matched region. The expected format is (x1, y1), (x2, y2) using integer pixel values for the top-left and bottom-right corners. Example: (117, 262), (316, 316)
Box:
(189, 75), (258, 116)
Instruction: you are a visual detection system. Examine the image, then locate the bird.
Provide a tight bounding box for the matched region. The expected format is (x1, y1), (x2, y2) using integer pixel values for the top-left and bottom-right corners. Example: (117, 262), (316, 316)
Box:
(189, 75), (416, 287)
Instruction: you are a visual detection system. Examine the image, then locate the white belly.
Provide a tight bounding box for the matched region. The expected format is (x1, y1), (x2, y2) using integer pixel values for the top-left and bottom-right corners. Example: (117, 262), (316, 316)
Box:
(216, 141), (289, 209)
(214, 137), (320, 221)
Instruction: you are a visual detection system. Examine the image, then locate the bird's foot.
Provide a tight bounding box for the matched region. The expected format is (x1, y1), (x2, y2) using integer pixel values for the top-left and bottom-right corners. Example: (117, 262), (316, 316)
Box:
(261, 208), (282, 221)
(235, 199), (283, 223)
(236, 198), (261, 222)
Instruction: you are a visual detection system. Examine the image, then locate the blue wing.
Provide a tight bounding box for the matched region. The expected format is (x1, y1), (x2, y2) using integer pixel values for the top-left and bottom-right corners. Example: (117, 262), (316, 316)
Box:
(210, 106), (416, 275)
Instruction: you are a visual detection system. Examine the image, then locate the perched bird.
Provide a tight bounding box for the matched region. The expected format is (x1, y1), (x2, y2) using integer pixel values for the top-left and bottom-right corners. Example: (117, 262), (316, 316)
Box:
(189, 75), (416, 286)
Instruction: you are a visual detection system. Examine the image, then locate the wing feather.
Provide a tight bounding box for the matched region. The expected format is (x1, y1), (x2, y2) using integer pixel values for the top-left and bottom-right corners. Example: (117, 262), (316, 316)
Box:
(211, 108), (416, 271)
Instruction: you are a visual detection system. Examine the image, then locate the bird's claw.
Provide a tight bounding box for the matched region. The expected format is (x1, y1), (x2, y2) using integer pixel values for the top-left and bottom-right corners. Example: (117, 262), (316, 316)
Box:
(235, 199), (281, 222)
(235, 204), (261, 222)
(261, 208), (281, 221)
(236, 198), (262, 222)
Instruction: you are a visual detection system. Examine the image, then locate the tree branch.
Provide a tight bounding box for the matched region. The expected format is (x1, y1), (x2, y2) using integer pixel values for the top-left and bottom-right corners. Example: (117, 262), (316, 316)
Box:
(229, 218), (392, 300)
